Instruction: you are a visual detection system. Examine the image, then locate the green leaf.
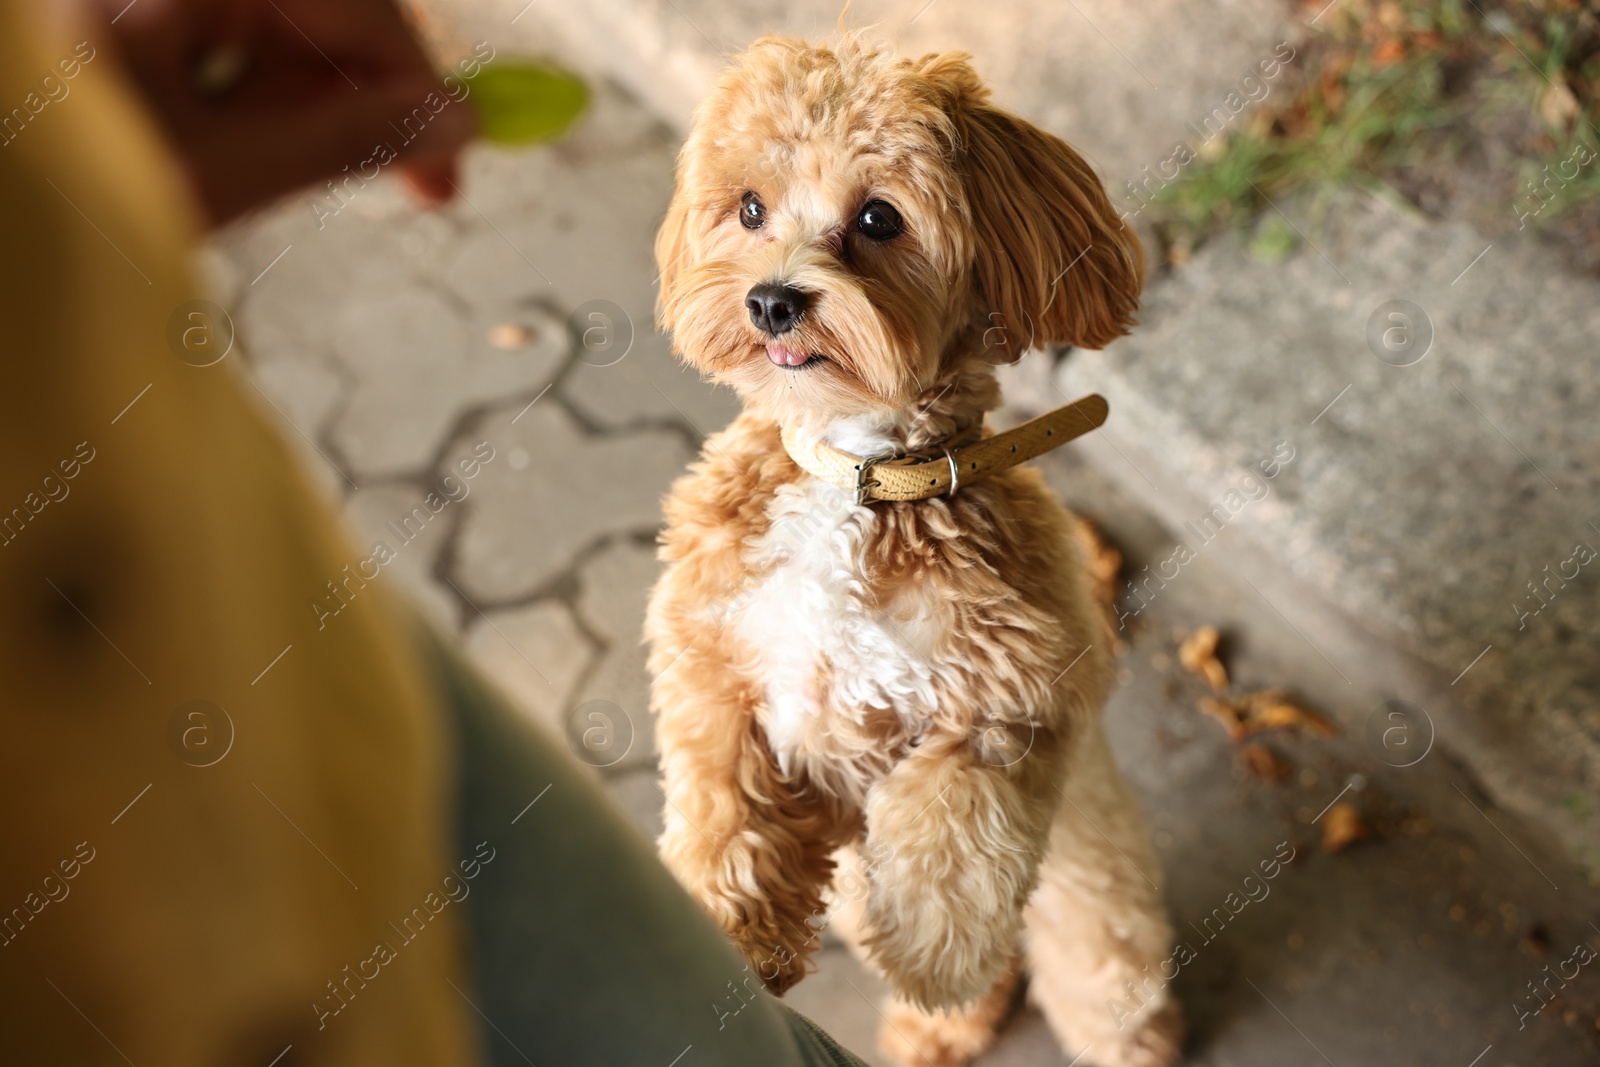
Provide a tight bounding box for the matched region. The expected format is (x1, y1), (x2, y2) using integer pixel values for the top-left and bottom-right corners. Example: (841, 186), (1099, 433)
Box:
(465, 60), (589, 146)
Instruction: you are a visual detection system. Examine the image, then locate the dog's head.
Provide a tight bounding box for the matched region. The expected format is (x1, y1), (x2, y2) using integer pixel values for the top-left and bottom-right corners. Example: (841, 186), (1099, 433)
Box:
(656, 36), (1143, 427)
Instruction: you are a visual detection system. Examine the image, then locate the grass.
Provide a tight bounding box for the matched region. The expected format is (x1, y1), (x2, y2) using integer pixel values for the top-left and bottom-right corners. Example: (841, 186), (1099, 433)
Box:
(1149, 0), (1600, 264)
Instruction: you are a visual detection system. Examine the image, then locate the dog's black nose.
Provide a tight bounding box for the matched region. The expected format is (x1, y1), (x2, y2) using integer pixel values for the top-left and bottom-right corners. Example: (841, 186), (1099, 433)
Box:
(746, 283), (809, 336)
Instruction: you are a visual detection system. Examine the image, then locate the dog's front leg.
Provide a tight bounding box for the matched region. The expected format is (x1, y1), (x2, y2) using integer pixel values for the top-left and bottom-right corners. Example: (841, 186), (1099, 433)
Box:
(653, 645), (843, 995)
(861, 728), (1061, 1009)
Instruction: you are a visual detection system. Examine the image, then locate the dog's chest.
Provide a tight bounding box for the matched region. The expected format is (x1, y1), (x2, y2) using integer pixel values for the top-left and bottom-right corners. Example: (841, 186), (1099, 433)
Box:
(733, 481), (944, 777)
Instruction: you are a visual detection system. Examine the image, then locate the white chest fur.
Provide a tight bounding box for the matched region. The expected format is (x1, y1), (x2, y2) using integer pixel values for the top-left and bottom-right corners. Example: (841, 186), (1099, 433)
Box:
(733, 479), (944, 776)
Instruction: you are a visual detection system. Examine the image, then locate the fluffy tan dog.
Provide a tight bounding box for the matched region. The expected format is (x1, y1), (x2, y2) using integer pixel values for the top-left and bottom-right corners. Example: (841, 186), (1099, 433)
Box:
(645, 35), (1182, 1067)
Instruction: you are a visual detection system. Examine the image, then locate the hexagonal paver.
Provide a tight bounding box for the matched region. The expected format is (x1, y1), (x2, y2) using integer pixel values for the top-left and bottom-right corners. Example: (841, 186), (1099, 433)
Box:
(438, 89), (739, 436)
(562, 328), (740, 436)
(449, 402), (692, 603)
(341, 483), (466, 631)
(573, 540), (663, 769)
(249, 355), (344, 441)
(463, 599), (593, 738)
(330, 290), (566, 478)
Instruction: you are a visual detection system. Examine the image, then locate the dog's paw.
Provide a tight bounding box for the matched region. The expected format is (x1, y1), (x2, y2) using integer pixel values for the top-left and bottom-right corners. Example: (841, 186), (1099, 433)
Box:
(878, 1002), (1001, 1067)
(876, 967), (1019, 1067)
(863, 878), (1021, 1009)
(660, 824), (822, 995)
(729, 925), (815, 996)
(1087, 1000), (1184, 1067)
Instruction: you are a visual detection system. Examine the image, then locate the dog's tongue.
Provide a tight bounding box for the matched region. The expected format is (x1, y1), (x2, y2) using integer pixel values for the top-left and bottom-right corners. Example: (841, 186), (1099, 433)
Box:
(766, 342), (811, 366)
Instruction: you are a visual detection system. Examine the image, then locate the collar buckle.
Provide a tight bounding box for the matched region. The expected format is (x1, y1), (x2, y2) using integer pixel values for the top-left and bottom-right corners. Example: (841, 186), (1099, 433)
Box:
(853, 451), (896, 506)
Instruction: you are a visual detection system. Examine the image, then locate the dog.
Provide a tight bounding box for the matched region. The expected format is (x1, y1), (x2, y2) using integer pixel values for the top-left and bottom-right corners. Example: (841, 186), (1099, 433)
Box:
(644, 35), (1182, 1067)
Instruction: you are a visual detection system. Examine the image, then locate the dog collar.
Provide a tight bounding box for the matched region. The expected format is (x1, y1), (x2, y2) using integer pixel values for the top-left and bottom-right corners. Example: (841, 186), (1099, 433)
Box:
(780, 393), (1109, 505)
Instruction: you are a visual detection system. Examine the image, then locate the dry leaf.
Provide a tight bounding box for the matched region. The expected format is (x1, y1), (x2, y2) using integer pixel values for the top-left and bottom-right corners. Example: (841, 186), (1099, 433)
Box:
(1074, 517), (1122, 600)
(1371, 37), (1406, 68)
(1240, 742), (1292, 782)
(1196, 134), (1231, 163)
(1540, 76), (1580, 130)
(489, 323), (533, 350)
(1179, 626), (1229, 692)
(1199, 697), (1245, 742)
(1074, 517), (1125, 652)
(1320, 803), (1368, 853)
(1242, 689), (1339, 738)
(1318, 64), (1348, 116)
(1198, 687), (1339, 744)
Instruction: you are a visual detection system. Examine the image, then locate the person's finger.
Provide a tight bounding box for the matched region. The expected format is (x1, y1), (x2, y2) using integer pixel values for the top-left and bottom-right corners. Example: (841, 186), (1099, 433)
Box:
(400, 159), (460, 206)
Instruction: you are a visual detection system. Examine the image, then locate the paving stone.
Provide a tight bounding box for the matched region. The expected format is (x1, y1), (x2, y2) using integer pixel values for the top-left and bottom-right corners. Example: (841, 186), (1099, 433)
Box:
(248, 355), (344, 443)
(573, 540), (663, 769)
(783, 945), (888, 1066)
(238, 357), (353, 505)
(329, 286), (566, 478)
(463, 598), (594, 738)
(575, 538), (661, 642)
(212, 156), (570, 481)
(221, 183), (424, 361)
(438, 98), (739, 435)
(448, 402), (692, 603)
(562, 323), (740, 436)
(339, 482), (470, 631)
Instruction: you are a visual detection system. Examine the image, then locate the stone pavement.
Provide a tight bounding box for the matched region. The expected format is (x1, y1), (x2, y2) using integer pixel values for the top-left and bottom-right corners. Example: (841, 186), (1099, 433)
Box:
(197, 2), (1600, 1064)
(202, 75), (735, 804)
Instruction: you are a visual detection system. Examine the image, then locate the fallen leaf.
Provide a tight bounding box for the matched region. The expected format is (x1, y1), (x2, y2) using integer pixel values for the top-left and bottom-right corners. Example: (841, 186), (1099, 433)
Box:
(1195, 133), (1231, 163)
(1320, 803), (1369, 852)
(1242, 689), (1339, 737)
(1179, 626), (1229, 692)
(1074, 517), (1126, 651)
(1318, 66), (1348, 116)
(1371, 37), (1407, 68)
(1199, 697), (1245, 742)
(1240, 742), (1292, 782)
(1540, 76), (1580, 130)
(489, 323), (533, 350)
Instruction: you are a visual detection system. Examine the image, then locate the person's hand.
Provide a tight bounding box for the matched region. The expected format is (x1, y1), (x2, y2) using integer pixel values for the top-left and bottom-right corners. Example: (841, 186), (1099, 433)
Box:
(91, 0), (475, 228)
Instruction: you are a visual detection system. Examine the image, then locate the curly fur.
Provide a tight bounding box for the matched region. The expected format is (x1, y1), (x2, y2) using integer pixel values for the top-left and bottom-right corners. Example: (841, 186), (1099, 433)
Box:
(646, 34), (1181, 1067)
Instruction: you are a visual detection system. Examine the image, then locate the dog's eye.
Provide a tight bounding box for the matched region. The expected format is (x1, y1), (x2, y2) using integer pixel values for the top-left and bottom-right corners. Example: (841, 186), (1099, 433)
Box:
(740, 192), (766, 230)
(856, 200), (903, 241)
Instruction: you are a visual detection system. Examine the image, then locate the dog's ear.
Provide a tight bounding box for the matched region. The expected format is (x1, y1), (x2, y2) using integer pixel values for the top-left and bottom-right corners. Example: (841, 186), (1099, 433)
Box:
(922, 55), (1143, 352)
(963, 107), (1144, 351)
(654, 184), (693, 333)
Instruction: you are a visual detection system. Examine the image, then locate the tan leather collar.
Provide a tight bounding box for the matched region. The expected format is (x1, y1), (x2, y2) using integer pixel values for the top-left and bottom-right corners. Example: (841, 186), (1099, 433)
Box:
(781, 393), (1108, 504)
